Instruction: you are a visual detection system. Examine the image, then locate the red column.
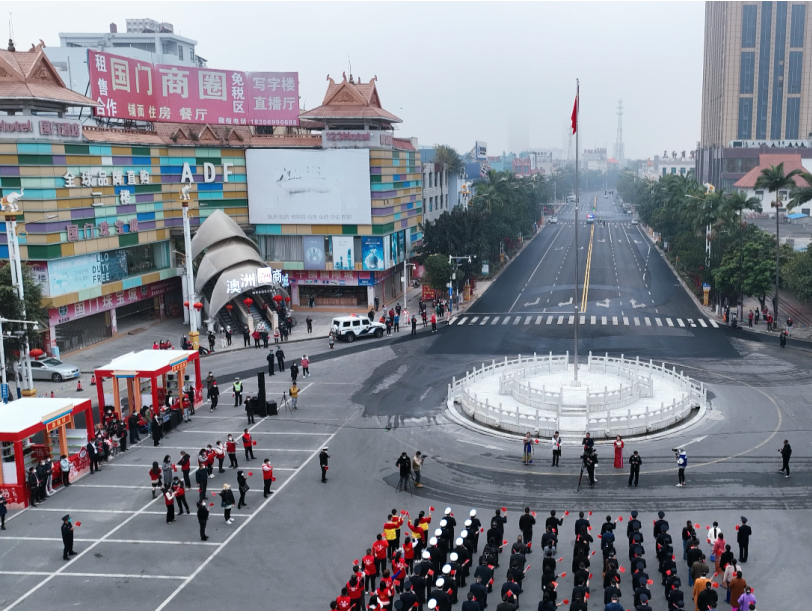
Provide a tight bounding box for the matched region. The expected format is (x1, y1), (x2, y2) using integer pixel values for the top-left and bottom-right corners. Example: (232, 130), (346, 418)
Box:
(83, 401), (94, 441)
(194, 355), (202, 406)
(13, 440), (27, 507)
(151, 375), (160, 414)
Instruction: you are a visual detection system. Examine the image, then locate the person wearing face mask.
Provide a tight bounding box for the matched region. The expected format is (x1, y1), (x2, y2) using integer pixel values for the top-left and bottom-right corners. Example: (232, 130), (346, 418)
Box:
(214, 441), (226, 473)
(237, 470), (249, 509)
(226, 435), (238, 468)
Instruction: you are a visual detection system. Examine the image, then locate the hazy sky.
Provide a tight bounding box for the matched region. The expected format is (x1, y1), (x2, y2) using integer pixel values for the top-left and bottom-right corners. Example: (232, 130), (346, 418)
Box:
(12, 1), (705, 160)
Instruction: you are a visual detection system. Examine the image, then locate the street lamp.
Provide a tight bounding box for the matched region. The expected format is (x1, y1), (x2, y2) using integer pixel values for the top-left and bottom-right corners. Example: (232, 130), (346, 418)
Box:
(0, 317), (39, 403)
(179, 190), (199, 349)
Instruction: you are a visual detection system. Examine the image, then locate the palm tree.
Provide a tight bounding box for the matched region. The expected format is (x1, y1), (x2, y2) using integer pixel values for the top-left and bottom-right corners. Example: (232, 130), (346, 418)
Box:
(788, 171), (812, 211)
(754, 162), (802, 325)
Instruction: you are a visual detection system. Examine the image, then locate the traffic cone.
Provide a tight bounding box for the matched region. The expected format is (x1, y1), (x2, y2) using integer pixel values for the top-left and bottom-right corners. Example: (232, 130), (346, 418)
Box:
(90, 374), (96, 386)
(77, 379), (83, 392)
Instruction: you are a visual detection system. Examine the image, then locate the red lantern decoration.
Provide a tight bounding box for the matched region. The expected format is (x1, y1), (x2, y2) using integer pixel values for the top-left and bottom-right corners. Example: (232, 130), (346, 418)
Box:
(29, 348), (44, 359)
(225, 304), (233, 312)
(183, 301), (189, 308)
(243, 298), (254, 308)
(193, 302), (203, 311)
(284, 296), (291, 302)
(273, 295), (283, 303)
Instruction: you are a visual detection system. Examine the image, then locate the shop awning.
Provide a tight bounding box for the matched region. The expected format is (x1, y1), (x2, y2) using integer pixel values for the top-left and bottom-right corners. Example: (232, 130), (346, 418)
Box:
(0, 397), (81, 437)
(96, 350), (198, 377)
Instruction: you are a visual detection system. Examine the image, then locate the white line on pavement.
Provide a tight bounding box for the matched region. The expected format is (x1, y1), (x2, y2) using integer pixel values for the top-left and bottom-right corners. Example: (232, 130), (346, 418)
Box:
(0, 571), (189, 580)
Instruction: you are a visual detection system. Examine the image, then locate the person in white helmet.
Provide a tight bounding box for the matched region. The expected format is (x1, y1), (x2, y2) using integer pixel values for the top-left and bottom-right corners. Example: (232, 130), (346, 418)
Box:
(442, 564), (458, 603)
(443, 506), (457, 542)
(430, 577), (453, 611)
(453, 536), (471, 584)
(469, 509), (482, 552)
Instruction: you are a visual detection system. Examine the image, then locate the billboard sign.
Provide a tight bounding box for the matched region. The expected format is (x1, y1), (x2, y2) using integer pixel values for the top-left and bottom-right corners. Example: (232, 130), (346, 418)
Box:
(0, 116), (83, 141)
(88, 50), (299, 126)
(475, 141), (488, 160)
(361, 237), (385, 271)
(246, 149), (372, 225)
(322, 130), (394, 149)
(332, 236), (355, 271)
(302, 236), (326, 270)
(48, 250), (129, 296)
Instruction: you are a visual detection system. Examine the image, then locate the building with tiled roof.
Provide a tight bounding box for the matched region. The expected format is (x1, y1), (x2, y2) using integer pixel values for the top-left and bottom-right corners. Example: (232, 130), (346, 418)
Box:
(734, 153), (812, 215)
(299, 74), (402, 126)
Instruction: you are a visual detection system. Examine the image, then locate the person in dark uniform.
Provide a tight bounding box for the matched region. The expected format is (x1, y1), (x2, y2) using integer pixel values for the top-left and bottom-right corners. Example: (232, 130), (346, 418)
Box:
(27, 467), (39, 507)
(736, 517), (751, 562)
(276, 346), (285, 372)
(266, 351), (275, 376)
(628, 450), (642, 487)
(517, 507), (535, 549)
(545, 510), (564, 534)
(245, 395), (255, 424)
(61, 514), (77, 560)
(319, 447), (330, 482)
(469, 510), (482, 552)
(779, 439), (791, 477)
(197, 499), (209, 540)
(654, 511), (668, 538)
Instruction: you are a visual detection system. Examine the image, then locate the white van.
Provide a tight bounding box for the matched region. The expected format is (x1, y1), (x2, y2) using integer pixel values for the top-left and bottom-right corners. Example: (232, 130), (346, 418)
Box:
(330, 315), (386, 342)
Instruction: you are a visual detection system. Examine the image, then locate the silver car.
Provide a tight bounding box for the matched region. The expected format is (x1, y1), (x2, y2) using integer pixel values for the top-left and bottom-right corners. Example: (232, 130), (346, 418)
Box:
(29, 358), (80, 382)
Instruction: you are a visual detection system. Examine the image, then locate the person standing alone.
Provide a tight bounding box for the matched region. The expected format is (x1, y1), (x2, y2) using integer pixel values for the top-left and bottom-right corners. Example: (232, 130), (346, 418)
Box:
(736, 517), (751, 563)
(232, 378), (242, 407)
(261, 458), (275, 497)
(412, 451), (424, 488)
(779, 439), (792, 477)
(676, 448), (687, 487)
(628, 450), (642, 487)
(551, 431), (561, 467)
(319, 447), (330, 482)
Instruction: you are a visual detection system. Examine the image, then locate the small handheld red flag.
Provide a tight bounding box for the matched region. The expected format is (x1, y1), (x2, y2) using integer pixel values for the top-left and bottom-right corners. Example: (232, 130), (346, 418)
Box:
(480, 527), (484, 533)
(503, 540), (508, 545)
(560, 572), (567, 577)
(209, 502), (214, 506)
(735, 525), (740, 531)
(564, 510), (569, 516)
(588, 511), (592, 516)
(618, 516), (623, 522)
(562, 599), (569, 605)
(712, 582), (719, 588)
(501, 507), (507, 512)
(598, 534), (602, 539)
(353, 559), (359, 565)
(619, 567), (625, 573)
(75, 521), (81, 527)
(172, 464), (177, 472)
(695, 523), (700, 529)
(430, 506), (435, 512)
(588, 526), (592, 531)
(247, 471), (253, 476)
(532, 511), (536, 517)
(647, 579), (653, 585)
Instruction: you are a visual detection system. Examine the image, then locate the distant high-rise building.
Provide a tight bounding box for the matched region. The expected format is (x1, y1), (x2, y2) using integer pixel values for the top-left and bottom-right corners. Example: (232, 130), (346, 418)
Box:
(698, 1), (812, 186)
(614, 99), (625, 166)
(509, 114), (529, 155)
(701, 1), (812, 147)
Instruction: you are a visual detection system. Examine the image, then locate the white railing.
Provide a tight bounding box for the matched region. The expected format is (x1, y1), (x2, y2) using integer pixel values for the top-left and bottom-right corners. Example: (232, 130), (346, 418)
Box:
(448, 352), (706, 439)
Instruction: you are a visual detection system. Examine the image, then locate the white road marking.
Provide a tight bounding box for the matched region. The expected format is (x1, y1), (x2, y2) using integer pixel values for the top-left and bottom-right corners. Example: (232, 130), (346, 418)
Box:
(457, 317), (468, 325)
(688, 319), (696, 327)
(655, 318), (663, 326)
(536, 316), (543, 324)
(612, 316), (618, 325)
(645, 317), (651, 326)
(666, 318), (674, 327)
(708, 319), (719, 328)
(502, 317), (511, 325)
(698, 319), (707, 328)
(634, 317), (640, 326)
(601, 316), (607, 325)
(469, 316), (479, 324)
(479, 316), (489, 325)
(546, 316), (554, 324)
(492, 317), (500, 325)
(677, 318), (686, 327)
(568, 316), (574, 324)
(623, 317), (629, 325)
(513, 316), (521, 325)
(525, 316), (532, 325)
(557, 316), (564, 325)
(579, 315), (586, 325)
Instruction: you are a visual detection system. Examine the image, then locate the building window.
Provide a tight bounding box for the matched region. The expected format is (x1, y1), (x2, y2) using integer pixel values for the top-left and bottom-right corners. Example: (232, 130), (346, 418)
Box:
(178, 45), (184, 61)
(786, 97), (801, 138)
(756, 2), (773, 139)
(791, 3), (806, 47)
(738, 97), (754, 139)
(755, 190), (764, 200)
(788, 51), (803, 93)
(771, 1), (788, 139)
(740, 52), (756, 93)
(742, 4), (758, 47)
(780, 190), (789, 200)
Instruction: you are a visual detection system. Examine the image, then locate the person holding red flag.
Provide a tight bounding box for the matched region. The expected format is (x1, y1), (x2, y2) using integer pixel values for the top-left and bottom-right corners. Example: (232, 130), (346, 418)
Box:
(242, 429), (255, 461)
(261, 458), (275, 497)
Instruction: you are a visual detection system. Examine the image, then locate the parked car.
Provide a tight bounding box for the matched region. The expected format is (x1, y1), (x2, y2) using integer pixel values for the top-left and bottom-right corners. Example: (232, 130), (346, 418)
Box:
(29, 358), (80, 382)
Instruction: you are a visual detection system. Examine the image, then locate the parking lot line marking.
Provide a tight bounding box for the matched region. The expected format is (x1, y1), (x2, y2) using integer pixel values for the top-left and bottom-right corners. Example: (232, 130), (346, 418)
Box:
(3, 493), (164, 611)
(152, 412), (354, 611)
(0, 571), (189, 580)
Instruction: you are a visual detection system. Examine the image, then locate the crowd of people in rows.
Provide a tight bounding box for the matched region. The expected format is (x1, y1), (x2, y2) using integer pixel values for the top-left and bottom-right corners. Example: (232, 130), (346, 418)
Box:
(328, 505), (757, 611)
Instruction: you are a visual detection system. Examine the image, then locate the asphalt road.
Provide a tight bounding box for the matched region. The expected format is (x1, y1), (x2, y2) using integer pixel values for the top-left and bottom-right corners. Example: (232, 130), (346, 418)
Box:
(2, 193), (811, 611)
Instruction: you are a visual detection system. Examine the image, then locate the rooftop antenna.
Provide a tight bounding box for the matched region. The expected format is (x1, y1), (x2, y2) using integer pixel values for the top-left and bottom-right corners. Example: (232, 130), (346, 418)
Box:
(348, 56), (353, 84)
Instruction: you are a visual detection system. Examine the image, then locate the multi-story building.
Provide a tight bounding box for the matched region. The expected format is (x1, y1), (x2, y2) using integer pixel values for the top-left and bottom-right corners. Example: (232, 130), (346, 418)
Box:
(698, 1), (812, 187)
(582, 148), (607, 172)
(45, 19), (205, 105)
(419, 148), (449, 223)
(0, 45), (422, 355)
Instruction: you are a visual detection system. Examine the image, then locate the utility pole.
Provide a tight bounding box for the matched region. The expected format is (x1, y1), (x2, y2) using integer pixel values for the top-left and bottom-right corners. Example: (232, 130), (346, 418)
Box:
(573, 80), (580, 385)
(182, 199), (199, 349)
(614, 99), (625, 166)
(5, 213), (34, 396)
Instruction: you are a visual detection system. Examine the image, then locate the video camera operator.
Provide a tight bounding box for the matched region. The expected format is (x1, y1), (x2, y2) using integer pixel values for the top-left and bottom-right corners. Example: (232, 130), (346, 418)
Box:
(580, 447), (596, 488)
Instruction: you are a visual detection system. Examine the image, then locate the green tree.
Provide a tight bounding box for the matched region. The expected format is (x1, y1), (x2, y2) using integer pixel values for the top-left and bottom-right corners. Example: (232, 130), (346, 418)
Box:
(711, 226), (775, 309)
(0, 264), (47, 360)
(789, 171), (812, 210)
(432, 145), (464, 175)
(423, 254), (454, 292)
(783, 249), (812, 303)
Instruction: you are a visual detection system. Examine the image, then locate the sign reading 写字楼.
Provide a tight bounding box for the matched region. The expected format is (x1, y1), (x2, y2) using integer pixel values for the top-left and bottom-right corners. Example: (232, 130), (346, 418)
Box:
(88, 50), (299, 126)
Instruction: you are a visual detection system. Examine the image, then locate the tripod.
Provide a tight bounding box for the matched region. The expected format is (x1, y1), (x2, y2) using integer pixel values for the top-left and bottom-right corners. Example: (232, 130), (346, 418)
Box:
(576, 458), (594, 492)
(281, 391), (293, 415)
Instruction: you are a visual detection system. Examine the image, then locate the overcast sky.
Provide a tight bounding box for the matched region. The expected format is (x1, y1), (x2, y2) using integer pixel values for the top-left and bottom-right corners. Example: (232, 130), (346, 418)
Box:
(13, 1), (705, 160)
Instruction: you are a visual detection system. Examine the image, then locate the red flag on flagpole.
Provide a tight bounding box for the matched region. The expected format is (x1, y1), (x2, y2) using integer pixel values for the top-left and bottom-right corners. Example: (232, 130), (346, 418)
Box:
(571, 94), (578, 134)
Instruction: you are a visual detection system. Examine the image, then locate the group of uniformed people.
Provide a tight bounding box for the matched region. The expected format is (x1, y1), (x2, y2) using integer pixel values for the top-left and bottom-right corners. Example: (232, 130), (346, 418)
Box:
(329, 507), (755, 611)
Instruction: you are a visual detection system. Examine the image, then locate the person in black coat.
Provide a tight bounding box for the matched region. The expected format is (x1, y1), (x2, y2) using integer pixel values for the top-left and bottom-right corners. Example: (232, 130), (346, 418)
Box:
(736, 516), (751, 562)
(276, 347), (285, 372)
(461, 591), (480, 611)
(469, 574), (488, 610)
(319, 447), (330, 482)
(197, 500), (209, 540)
(430, 578), (453, 611)
(27, 467), (39, 507)
(400, 582), (420, 611)
(779, 439), (792, 476)
(61, 514), (76, 560)
(518, 507), (536, 549)
(195, 466), (208, 501)
(151, 414), (162, 447)
(266, 351), (275, 376)
(237, 470), (249, 509)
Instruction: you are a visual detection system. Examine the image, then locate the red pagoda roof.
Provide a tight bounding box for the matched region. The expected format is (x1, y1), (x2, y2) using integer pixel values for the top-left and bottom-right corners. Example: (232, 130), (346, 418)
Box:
(299, 74), (402, 123)
(0, 46), (98, 108)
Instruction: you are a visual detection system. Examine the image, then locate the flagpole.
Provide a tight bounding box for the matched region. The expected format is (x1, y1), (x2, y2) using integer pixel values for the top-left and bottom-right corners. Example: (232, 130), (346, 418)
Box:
(573, 80), (580, 385)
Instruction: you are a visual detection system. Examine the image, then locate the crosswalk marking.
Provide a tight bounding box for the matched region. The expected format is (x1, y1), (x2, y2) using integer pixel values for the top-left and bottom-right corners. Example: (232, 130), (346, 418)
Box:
(655, 318), (663, 326)
(677, 318), (685, 327)
(557, 316), (564, 325)
(457, 317), (468, 325)
(602, 316), (607, 325)
(591, 316), (596, 324)
(698, 319), (707, 328)
(525, 316), (532, 325)
(546, 316), (554, 325)
(579, 315), (586, 325)
(502, 317), (510, 325)
(708, 319), (719, 328)
(634, 317), (640, 326)
(480, 316), (489, 325)
(612, 316), (618, 325)
(469, 316), (479, 325)
(513, 316), (521, 325)
(455, 314), (724, 333)
(645, 317), (651, 326)
(666, 318), (674, 327)
(536, 316), (543, 325)
(688, 319), (696, 327)
(568, 315), (574, 324)
(623, 317), (629, 325)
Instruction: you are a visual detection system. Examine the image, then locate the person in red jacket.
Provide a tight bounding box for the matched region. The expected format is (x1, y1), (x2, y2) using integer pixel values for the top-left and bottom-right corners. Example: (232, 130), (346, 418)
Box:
(242, 429), (255, 460)
(149, 462), (162, 498)
(226, 435), (238, 468)
(204, 445), (216, 477)
(403, 536), (415, 572)
(362, 548), (377, 593)
(372, 534), (388, 579)
(261, 458), (275, 498)
(336, 587), (352, 611)
(347, 574), (364, 611)
(163, 486), (175, 523)
(178, 451), (191, 488)
(171, 477), (190, 515)
(214, 442), (226, 473)
(431, 313), (437, 333)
